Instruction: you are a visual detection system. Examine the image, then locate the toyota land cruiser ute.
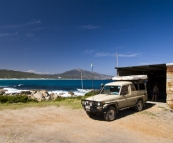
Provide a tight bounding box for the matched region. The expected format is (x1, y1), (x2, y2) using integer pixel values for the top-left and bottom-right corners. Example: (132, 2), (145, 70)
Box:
(81, 75), (148, 121)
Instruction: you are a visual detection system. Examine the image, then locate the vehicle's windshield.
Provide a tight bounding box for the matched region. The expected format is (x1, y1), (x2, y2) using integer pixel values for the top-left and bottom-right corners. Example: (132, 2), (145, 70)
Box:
(101, 86), (121, 95)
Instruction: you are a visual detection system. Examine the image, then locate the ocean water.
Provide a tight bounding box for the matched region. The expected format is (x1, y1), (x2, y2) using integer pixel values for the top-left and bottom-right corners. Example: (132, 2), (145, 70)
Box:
(0, 79), (111, 97)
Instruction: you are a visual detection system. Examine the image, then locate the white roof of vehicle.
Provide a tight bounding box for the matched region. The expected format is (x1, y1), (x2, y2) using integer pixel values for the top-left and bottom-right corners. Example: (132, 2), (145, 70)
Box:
(112, 75), (147, 80)
(105, 81), (132, 86)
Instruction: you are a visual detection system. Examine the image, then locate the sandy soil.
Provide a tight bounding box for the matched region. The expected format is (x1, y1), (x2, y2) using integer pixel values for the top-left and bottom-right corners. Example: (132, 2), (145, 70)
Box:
(0, 102), (173, 143)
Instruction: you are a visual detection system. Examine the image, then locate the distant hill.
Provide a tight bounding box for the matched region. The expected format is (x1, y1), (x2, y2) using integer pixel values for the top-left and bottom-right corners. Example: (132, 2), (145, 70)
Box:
(0, 69), (113, 79)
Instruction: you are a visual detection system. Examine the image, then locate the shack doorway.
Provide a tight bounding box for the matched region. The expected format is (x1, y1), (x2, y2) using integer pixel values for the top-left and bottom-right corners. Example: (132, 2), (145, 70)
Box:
(116, 64), (166, 103)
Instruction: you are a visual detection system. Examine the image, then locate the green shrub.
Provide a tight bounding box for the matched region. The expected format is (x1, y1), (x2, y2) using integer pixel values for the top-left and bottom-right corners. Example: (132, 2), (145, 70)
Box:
(73, 96), (83, 100)
(84, 90), (99, 98)
(0, 96), (38, 103)
(27, 98), (38, 102)
(55, 97), (67, 101)
(55, 96), (83, 102)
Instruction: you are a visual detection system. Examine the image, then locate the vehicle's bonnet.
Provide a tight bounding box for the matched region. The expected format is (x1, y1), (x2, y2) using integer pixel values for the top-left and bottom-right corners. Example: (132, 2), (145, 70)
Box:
(86, 94), (120, 102)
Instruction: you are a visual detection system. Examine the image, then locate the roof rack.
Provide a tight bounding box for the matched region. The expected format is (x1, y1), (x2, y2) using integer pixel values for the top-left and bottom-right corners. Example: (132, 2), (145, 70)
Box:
(112, 75), (147, 81)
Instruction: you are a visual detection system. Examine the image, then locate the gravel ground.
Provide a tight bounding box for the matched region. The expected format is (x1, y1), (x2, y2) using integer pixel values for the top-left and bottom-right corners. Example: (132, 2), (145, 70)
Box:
(0, 102), (173, 143)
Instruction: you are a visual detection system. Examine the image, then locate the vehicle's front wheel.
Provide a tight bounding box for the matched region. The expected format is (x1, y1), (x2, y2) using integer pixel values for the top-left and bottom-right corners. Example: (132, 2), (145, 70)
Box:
(104, 107), (116, 121)
(134, 100), (143, 111)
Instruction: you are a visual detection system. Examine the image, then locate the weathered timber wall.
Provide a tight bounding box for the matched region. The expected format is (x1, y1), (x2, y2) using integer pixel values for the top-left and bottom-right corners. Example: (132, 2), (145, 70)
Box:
(166, 65), (173, 107)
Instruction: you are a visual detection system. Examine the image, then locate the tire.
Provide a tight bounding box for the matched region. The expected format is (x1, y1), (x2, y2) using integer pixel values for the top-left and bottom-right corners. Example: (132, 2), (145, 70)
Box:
(134, 100), (143, 111)
(86, 111), (96, 117)
(104, 107), (116, 121)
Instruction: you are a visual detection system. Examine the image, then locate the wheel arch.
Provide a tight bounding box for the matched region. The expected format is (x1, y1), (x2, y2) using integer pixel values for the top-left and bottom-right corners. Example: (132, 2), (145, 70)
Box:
(135, 98), (143, 104)
(104, 102), (119, 113)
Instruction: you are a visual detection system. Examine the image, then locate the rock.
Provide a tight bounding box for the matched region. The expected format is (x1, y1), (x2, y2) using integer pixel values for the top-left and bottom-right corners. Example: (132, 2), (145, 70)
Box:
(12, 93), (18, 96)
(45, 96), (50, 100)
(3, 93), (10, 96)
(40, 90), (47, 93)
(20, 91), (31, 95)
(27, 94), (35, 99)
(0, 89), (8, 92)
(68, 91), (74, 96)
(33, 91), (45, 101)
(54, 94), (60, 99)
(0, 91), (5, 95)
(30, 90), (37, 95)
(0, 89), (8, 95)
(40, 90), (50, 98)
(49, 93), (60, 100)
(49, 93), (54, 100)
(59, 93), (65, 96)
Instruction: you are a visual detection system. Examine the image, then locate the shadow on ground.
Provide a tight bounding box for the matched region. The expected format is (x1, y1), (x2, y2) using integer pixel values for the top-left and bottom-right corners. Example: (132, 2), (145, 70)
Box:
(148, 97), (166, 103)
(89, 102), (156, 121)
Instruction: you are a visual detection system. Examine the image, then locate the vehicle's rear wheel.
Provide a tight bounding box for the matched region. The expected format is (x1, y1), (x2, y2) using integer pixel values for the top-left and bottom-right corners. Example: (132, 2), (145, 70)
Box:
(86, 111), (96, 117)
(134, 100), (143, 111)
(104, 107), (116, 121)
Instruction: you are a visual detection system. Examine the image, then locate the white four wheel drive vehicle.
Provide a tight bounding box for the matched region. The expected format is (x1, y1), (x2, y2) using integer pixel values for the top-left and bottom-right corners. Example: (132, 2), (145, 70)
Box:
(81, 75), (148, 121)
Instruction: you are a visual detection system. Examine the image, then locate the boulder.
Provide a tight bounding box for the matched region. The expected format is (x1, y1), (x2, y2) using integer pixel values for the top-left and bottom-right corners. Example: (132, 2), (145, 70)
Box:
(54, 94), (60, 99)
(0, 89), (8, 92)
(49, 93), (54, 100)
(45, 96), (50, 100)
(59, 93), (65, 96)
(30, 90), (37, 95)
(33, 91), (45, 101)
(40, 90), (50, 98)
(3, 93), (10, 96)
(20, 91), (31, 95)
(0, 91), (5, 95)
(68, 91), (75, 96)
(27, 94), (35, 99)
(40, 90), (47, 93)
(49, 93), (60, 100)
(11, 93), (18, 96)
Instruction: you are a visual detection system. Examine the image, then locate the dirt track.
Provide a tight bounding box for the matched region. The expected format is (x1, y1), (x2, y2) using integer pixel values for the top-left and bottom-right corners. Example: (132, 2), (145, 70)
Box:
(0, 102), (173, 143)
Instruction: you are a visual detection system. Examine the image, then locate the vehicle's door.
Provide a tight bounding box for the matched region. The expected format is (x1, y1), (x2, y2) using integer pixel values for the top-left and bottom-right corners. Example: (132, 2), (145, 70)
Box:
(138, 82), (148, 102)
(127, 84), (139, 106)
(117, 85), (130, 108)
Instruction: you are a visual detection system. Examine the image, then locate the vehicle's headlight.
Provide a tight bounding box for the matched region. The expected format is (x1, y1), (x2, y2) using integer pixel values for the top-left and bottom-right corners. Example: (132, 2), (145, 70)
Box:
(90, 102), (93, 106)
(85, 101), (88, 105)
(97, 101), (105, 106)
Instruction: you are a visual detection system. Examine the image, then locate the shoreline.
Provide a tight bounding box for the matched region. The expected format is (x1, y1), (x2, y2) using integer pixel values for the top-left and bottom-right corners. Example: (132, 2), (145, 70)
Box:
(0, 78), (109, 80)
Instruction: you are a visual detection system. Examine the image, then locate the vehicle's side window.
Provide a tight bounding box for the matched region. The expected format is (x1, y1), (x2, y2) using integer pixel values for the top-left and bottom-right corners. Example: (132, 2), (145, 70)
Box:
(139, 83), (145, 90)
(120, 85), (129, 95)
(134, 83), (138, 90)
(131, 84), (136, 91)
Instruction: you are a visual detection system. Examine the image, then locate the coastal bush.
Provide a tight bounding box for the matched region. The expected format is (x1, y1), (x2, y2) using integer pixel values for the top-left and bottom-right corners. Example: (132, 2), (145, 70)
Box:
(55, 96), (83, 102)
(55, 97), (67, 101)
(84, 90), (99, 98)
(0, 96), (38, 103)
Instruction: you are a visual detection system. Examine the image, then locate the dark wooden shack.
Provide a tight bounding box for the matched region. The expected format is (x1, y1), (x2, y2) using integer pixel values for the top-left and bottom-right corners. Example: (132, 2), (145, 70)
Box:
(115, 63), (173, 107)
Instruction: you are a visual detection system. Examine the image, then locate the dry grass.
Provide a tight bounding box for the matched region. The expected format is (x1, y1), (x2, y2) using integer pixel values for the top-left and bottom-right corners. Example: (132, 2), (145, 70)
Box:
(139, 111), (158, 117)
(158, 106), (169, 111)
(0, 99), (82, 111)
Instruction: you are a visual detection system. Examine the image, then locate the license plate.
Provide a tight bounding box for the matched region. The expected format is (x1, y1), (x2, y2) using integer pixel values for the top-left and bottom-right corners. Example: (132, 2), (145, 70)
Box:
(85, 105), (90, 109)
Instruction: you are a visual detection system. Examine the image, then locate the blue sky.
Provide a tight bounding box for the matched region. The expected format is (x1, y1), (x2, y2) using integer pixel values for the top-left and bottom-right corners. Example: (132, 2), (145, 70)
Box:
(0, 0), (173, 76)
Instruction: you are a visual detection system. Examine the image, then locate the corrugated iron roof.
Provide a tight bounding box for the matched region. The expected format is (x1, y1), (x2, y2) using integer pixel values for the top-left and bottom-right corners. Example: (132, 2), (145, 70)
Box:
(115, 63), (166, 71)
